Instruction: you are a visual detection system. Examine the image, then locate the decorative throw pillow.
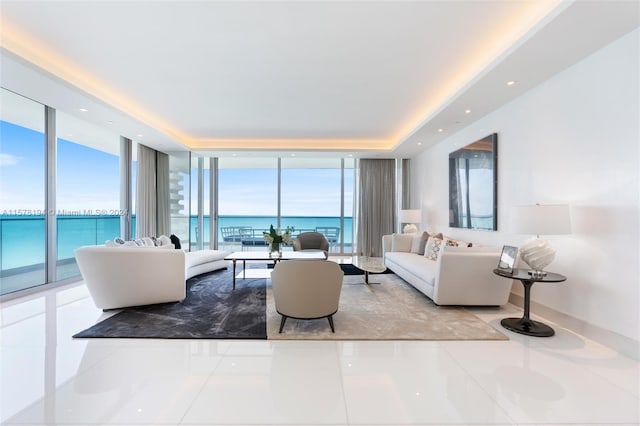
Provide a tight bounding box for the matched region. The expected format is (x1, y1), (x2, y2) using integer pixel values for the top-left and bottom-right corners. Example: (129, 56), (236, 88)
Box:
(424, 237), (445, 261)
(141, 237), (155, 247)
(157, 235), (172, 246)
(391, 233), (414, 252)
(444, 236), (472, 248)
(410, 232), (428, 254)
(409, 232), (428, 254)
(115, 237), (125, 244)
(170, 234), (182, 250)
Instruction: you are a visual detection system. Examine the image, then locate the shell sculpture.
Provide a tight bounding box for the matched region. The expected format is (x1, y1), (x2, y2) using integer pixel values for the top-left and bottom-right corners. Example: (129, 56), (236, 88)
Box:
(519, 238), (556, 272)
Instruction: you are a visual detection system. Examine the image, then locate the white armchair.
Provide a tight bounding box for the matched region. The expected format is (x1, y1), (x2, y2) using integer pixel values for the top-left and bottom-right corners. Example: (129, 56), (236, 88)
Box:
(271, 260), (344, 333)
(292, 232), (330, 259)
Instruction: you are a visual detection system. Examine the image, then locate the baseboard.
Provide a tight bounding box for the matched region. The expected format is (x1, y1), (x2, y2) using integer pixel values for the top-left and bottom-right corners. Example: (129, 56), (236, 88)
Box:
(509, 293), (639, 360)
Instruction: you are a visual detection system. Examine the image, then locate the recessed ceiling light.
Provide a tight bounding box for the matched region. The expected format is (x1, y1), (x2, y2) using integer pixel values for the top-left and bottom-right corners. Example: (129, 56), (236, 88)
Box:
(506, 80), (517, 86)
(347, 154), (353, 157)
(465, 109), (471, 114)
(417, 142), (422, 146)
(291, 153), (296, 157)
(79, 108), (88, 112)
(107, 120), (113, 125)
(438, 128), (444, 133)
(137, 134), (143, 138)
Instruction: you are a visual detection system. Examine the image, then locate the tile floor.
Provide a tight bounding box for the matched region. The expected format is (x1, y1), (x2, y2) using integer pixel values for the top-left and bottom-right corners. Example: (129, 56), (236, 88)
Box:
(0, 277), (638, 425)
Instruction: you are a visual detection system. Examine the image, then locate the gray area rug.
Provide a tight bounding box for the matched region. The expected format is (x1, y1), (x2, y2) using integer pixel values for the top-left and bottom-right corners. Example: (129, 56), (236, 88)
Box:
(73, 264), (507, 341)
(268, 273), (508, 340)
(73, 268), (266, 339)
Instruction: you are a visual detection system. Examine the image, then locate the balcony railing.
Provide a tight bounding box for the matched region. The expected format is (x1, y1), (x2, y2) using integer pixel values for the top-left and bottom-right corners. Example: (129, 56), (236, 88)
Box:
(0, 215), (353, 295)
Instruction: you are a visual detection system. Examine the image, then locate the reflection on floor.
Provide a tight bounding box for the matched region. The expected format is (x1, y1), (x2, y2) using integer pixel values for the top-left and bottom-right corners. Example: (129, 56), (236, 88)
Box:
(1, 273), (638, 425)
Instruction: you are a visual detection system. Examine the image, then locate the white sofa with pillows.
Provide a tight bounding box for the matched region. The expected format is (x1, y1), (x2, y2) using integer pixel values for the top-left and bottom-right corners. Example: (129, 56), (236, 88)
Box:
(382, 233), (512, 306)
(74, 235), (231, 309)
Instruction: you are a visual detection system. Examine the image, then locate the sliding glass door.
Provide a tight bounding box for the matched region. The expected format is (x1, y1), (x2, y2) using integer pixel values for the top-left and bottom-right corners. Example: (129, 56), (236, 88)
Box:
(0, 89), (46, 295)
(56, 111), (120, 280)
(281, 158), (344, 253)
(218, 157), (278, 251)
(214, 156), (354, 254)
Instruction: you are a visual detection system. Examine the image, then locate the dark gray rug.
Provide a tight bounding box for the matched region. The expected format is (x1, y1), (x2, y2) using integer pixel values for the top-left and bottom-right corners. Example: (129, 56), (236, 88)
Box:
(73, 268), (266, 339)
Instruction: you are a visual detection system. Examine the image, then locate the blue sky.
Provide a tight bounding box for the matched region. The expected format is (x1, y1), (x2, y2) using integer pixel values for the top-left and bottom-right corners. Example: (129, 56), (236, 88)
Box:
(215, 168), (353, 216)
(1, 121), (120, 213)
(2, 120), (353, 216)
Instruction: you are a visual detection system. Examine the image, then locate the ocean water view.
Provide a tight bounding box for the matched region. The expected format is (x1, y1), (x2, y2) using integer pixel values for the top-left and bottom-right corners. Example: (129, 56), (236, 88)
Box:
(0, 215), (354, 272)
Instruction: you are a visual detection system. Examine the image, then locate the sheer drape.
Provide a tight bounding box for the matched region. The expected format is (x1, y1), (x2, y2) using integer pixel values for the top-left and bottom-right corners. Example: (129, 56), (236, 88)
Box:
(156, 151), (170, 236)
(136, 144), (157, 238)
(356, 159), (396, 257)
(402, 158), (411, 209)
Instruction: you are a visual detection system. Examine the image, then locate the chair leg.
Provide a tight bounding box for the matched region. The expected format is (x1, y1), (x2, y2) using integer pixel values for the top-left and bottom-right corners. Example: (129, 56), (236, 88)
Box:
(327, 315), (335, 333)
(279, 315), (288, 333)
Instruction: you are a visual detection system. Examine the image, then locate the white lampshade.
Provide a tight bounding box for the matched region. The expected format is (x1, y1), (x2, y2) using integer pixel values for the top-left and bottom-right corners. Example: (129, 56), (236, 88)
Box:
(399, 209), (421, 225)
(511, 204), (572, 236)
(399, 209), (422, 234)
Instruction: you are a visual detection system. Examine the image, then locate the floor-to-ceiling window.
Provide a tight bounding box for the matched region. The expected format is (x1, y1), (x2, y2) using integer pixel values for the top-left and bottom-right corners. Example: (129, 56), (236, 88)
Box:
(168, 152), (190, 248)
(214, 156), (354, 254)
(281, 158), (349, 253)
(0, 89), (135, 296)
(190, 156), (210, 250)
(0, 89), (46, 295)
(56, 111), (120, 280)
(343, 158), (355, 253)
(130, 141), (138, 238)
(218, 157), (278, 251)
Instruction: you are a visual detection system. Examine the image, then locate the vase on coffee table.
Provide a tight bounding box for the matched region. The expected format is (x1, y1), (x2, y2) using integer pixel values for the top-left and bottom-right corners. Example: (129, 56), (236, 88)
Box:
(269, 242), (281, 258)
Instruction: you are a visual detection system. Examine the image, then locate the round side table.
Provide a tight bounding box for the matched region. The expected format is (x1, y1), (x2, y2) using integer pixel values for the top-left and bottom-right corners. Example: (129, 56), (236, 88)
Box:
(493, 268), (566, 337)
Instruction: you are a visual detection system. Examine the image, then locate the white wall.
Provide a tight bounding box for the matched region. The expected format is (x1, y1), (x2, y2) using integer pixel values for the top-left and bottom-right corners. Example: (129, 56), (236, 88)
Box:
(412, 29), (639, 341)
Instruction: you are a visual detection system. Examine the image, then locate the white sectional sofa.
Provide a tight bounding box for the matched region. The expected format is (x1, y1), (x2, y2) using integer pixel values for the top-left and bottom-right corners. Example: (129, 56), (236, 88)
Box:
(185, 249), (230, 279)
(382, 234), (512, 306)
(74, 245), (230, 309)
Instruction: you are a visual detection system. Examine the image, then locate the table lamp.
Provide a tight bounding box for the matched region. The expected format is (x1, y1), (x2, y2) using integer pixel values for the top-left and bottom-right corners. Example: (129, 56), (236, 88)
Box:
(399, 209), (421, 233)
(511, 204), (571, 277)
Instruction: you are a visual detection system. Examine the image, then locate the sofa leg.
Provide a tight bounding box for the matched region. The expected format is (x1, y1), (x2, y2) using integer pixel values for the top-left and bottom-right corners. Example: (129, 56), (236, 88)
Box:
(327, 315), (335, 333)
(279, 315), (288, 333)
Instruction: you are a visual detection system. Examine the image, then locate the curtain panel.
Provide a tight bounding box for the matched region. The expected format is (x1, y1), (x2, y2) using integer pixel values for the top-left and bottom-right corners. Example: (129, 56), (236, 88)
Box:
(136, 144), (157, 238)
(136, 145), (172, 238)
(156, 152), (170, 236)
(356, 159), (396, 257)
(402, 158), (411, 209)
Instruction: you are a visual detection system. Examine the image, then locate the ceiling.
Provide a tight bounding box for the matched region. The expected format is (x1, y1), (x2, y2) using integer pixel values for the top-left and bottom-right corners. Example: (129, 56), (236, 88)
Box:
(0, 1), (638, 158)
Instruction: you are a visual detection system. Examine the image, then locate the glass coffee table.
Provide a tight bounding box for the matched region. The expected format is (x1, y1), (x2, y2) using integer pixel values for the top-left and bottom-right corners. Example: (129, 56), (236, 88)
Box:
(224, 251), (326, 289)
(351, 256), (386, 284)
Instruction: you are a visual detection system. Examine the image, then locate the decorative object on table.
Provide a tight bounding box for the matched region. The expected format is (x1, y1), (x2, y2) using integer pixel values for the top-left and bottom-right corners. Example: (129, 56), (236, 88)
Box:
(496, 245), (519, 274)
(511, 204), (571, 277)
(398, 209), (421, 233)
(263, 224), (294, 257)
